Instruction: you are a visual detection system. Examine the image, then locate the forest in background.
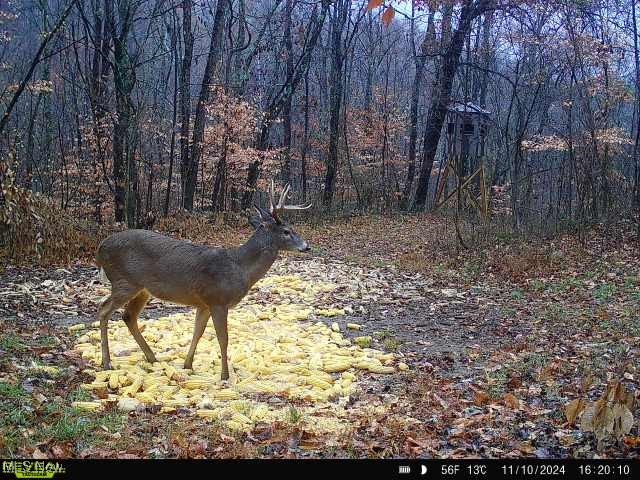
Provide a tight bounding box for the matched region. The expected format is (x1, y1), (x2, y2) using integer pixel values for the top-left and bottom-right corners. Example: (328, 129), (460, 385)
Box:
(1, 0), (640, 260)
(1, 0), (640, 460)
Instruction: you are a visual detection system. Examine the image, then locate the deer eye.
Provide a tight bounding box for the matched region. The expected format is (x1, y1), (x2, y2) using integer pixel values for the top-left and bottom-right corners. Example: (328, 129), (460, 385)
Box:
(283, 229), (291, 236)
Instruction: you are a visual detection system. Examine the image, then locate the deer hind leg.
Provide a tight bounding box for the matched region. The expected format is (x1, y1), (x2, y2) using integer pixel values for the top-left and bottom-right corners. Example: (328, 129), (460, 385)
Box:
(122, 290), (157, 363)
(211, 305), (229, 381)
(184, 307), (210, 370)
(98, 282), (139, 370)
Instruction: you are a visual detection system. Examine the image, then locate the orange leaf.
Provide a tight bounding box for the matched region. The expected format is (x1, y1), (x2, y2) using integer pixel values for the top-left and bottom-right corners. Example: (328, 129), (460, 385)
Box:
(381, 6), (395, 27)
(473, 390), (490, 406)
(367, 0), (383, 11)
(503, 393), (520, 409)
(623, 436), (640, 448)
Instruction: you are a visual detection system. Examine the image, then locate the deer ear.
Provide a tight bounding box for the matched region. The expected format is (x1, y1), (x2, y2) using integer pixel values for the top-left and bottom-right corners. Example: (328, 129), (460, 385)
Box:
(252, 204), (276, 224)
(253, 204), (265, 219)
(248, 215), (261, 230)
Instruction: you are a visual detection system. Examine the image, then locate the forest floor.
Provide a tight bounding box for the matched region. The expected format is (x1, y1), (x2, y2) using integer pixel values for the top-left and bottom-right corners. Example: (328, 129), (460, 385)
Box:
(0, 214), (639, 458)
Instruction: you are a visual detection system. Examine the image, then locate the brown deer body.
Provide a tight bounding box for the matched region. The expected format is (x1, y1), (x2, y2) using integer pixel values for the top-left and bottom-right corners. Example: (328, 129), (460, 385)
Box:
(95, 183), (310, 380)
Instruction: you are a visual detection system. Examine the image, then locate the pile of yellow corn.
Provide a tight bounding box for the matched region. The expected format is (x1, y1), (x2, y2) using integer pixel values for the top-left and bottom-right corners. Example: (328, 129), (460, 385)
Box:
(72, 274), (408, 434)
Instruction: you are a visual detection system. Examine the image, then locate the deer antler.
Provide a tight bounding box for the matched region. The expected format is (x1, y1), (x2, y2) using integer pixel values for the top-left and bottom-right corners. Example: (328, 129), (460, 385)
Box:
(268, 179), (277, 214)
(268, 180), (312, 216)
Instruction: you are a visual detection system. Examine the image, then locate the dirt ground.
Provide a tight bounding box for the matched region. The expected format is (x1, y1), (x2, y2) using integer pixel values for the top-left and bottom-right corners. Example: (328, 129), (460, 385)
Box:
(1, 215), (639, 458)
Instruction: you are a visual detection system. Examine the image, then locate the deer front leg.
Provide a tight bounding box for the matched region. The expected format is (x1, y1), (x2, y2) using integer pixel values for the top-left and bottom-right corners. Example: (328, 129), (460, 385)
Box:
(184, 307), (210, 370)
(98, 297), (116, 370)
(98, 283), (138, 370)
(210, 305), (229, 380)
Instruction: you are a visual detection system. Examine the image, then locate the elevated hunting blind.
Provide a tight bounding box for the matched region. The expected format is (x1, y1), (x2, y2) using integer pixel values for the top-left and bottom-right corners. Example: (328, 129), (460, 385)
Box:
(445, 101), (490, 172)
(435, 101), (492, 220)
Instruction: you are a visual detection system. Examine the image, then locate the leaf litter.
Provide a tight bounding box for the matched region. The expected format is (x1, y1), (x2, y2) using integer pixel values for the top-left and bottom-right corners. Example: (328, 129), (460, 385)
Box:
(2, 218), (640, 458)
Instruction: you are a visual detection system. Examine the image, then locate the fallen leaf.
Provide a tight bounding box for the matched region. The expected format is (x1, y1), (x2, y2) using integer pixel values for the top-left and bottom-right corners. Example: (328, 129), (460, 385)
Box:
(32, 447), (48, 459)
(503, 393), (520, 409)
(565, 398), (587, 425)
(474, 390), (490, 406)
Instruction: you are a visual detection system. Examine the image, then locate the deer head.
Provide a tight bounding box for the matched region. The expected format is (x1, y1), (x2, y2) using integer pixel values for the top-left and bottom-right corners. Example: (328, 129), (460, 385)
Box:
(250, 180), (312, 252)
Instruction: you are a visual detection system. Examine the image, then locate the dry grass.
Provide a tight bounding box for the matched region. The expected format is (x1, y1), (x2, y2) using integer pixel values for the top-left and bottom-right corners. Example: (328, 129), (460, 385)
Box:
(4, 206), (634, 288)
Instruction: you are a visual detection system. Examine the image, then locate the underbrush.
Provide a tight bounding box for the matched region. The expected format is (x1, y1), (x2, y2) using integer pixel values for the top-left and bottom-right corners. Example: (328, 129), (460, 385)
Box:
(3, 193), (638, 289)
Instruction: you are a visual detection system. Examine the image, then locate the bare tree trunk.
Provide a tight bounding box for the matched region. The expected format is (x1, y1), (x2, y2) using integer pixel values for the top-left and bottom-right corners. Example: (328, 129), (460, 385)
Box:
(414, 0), (493, 211)
(323, 0), (350, 207)
(107, 0), (139, 227)
(632, 0), (640, 234)
(178, 0), (194, 210)
(401, 8), (435, 209)
(183, 0), (229, 211)
(281, 0), (295, 184)
(301, 70), (310, 201)
(165, 10), (180, 217)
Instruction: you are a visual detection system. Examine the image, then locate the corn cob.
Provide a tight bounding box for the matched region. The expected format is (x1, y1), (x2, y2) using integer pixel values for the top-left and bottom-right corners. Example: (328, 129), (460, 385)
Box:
(71, 401), (102, 411)
(106, 372), (119, 390)
(135, 392), (156, 403)
(231, 412), (252, 424)
(197, 409), (220, 420)
(81, 381), (108, 390)
(212, 389), (239, 400)
(307, 377), (333, 390)
(183, 379), (217, 390)
(226, 420), (248, 432)
(354, 336), (372, 347)
(160, 397), (190, 407)
(367, 365), (395, 374)
(123, 376), (143, 396)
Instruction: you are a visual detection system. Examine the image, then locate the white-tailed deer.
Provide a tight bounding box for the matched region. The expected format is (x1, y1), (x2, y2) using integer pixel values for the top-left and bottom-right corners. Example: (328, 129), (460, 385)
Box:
(95, 182), (311, 380)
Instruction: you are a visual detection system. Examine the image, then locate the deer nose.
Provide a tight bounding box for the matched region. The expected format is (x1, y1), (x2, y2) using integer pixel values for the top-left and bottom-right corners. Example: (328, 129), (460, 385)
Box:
(300, 243), (311, 252)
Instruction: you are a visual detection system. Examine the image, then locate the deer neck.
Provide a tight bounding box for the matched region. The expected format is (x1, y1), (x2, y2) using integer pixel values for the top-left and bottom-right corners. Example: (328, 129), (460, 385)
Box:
(234, 228), (279, 287)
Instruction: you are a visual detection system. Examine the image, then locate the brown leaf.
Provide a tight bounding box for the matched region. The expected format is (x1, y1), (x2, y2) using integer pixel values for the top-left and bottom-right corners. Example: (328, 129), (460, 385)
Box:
(51, 444), (71, 458)
(503, 393), (520, 409)
(612, 382), (635, 409)
(32, 447), (48, 459)
(565, 398), (587, 425)
(581, 399), (615, 441)
(366, 0), (383, 11)
(611, 403), (634, 438)
(581, 375), (595, 393)
(507, 375), (522, 389)
(623, 436), (640, 448)
(381, 7), (395, 27)
(473, 390), (490, 406)
(518, 441), (536, 454)
(116, 453), (141, 459)
(219, 433), (236, 443)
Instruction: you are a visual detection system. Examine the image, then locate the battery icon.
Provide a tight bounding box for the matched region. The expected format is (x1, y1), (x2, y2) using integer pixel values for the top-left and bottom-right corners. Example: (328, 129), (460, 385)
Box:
(399, 466), (411, 474)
